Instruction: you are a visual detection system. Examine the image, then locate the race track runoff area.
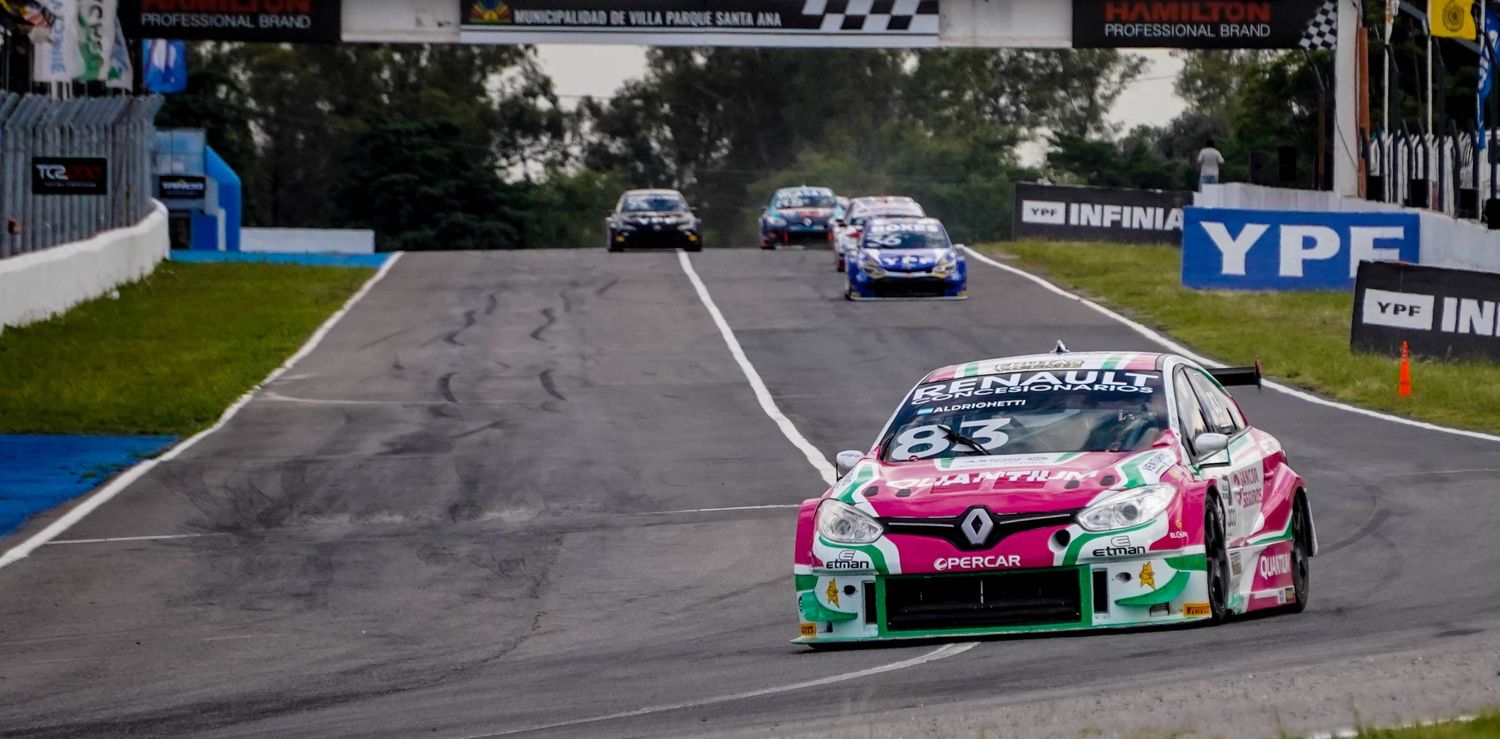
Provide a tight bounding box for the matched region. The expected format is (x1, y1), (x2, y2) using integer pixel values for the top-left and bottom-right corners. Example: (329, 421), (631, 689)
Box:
(1, 249), (1497, 738)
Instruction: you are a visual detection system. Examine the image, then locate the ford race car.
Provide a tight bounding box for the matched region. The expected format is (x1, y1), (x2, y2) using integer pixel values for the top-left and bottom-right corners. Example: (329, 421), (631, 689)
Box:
(606, 189), (702, 252)
(794, 351), (1316, 645)
(845, 217), (966, 300)
(835, 196), (926, 272)
(760, 186), (839, 249)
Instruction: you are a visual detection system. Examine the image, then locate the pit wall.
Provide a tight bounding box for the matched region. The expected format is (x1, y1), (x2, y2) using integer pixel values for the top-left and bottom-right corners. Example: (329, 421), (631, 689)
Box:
(1197, 183), (1500, 275)
(241, 228), (375, 254)
(0, 202), (169, 330)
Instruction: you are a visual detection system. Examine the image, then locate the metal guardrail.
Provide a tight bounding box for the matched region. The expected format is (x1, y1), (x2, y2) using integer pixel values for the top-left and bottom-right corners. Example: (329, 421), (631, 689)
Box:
(1363, 126), (1494, 222)
(0, 93), (163, 259)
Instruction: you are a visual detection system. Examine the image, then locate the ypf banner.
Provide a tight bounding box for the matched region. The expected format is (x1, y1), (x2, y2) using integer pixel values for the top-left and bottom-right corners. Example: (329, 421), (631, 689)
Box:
(459, 0), (941, 47)
(1352, 260), (1500, 362)
(1072, 0), (1338, 49)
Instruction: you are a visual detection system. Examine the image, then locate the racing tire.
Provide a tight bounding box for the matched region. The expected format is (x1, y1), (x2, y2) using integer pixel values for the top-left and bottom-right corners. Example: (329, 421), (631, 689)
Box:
(1204, 493), (1232, 624)
(1286, 495), (1311, 614)
(607, 241), (622, 253)
(684, 242), (702, 253)
(836, 255), (845, 273)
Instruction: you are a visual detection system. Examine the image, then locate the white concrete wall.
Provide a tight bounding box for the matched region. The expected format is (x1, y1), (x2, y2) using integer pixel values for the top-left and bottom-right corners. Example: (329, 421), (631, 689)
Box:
(0, 203), (170, 330)
(1196, 183), (1500, 275)
(241, 228), (376, 255)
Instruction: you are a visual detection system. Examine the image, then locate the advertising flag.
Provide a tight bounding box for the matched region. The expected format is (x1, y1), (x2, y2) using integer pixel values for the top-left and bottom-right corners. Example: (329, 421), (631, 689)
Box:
(143, 38), (186, 94)
(75, 0), (117, 81)
(104, 16), (130, 89)
(31, 0), (81, 83)
(1431, 0), (1477, 38)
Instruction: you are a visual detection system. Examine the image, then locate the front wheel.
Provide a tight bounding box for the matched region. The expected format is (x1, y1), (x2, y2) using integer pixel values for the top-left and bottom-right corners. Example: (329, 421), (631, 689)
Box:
(1204, 494), (1231, 623)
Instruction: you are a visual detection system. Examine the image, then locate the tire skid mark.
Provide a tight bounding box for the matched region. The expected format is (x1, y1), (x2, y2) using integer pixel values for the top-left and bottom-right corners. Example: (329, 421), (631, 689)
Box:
(594, 276), (620, 297)
(1319, 508), (1391, 556)
(530, 308), (557, 342)
(445, 310), (478, 347)
(539, 370), (565, 401)
(484, 291), (500, 316)
(438, 373), (459, 404)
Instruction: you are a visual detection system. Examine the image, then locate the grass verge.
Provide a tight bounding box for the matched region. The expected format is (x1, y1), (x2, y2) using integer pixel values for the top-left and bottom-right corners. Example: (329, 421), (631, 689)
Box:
(0, 261), (373, 435)
(982, 241), (1500, 436)
(1353, 711), (1500, 737)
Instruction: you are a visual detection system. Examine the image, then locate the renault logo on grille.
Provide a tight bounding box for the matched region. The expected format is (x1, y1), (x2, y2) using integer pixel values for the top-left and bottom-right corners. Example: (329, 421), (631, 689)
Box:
(960, 508), (994, 547)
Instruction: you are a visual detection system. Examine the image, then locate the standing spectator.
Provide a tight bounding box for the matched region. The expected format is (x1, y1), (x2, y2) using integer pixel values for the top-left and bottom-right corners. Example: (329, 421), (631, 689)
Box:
(1197, 138), (1226, 191)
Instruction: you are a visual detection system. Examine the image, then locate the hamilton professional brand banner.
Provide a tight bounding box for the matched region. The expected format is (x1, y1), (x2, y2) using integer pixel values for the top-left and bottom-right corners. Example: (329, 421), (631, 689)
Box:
(119, 0), (341, 43)
(459, 0), (941, 47)
(1013, 182), (1192, 244)
(1072, 0), (1338, 49)
(1352, 261), (1500, 362)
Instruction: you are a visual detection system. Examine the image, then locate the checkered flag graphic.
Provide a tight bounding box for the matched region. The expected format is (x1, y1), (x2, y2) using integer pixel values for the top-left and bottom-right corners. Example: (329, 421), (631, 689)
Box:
(800, 0), (940, 33)
(1300, 0), (1339, 50)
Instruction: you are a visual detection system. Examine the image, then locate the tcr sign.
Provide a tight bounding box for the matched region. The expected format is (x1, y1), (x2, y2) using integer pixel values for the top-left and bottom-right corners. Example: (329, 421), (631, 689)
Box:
(1181, 207), (1421, 290)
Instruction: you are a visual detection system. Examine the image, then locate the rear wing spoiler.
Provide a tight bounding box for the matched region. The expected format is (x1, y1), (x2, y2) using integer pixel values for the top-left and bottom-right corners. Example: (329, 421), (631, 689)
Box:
(1208, 361), (1262, 389)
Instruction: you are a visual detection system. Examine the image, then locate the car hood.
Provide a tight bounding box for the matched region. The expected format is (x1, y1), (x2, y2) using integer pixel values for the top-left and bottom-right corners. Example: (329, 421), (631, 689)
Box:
(864, 248), (947, 270)
(837, 447), (1181, 519)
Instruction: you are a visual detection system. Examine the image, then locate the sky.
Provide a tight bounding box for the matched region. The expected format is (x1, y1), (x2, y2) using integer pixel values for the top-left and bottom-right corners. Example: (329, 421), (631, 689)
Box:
(534, 46), (1188, 134)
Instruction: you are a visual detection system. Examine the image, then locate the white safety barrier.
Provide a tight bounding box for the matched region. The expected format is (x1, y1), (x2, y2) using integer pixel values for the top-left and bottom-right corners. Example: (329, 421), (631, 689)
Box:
(1197, 183), (1500, 275)
(241, 228), (376, 255)
(0, 202), (169, 330)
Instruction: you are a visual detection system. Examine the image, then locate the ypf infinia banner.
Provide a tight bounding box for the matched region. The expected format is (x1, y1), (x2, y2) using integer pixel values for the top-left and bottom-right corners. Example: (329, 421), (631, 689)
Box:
(120, 0), (342, 43)
(1073, 0), (1337, 49)
(459, 0), (941, 47)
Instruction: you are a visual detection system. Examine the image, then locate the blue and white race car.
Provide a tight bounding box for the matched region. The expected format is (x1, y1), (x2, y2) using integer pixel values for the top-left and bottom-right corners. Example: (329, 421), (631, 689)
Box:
(760, 186), (839, 249)
(845, 217), (967, 301)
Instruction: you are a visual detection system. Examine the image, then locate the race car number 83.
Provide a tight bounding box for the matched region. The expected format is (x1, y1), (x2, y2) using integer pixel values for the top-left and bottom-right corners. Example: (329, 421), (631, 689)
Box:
(892, 419), (1012, 459)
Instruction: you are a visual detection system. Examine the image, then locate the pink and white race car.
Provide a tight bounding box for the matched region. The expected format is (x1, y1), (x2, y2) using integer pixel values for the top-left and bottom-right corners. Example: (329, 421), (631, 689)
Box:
(793, 350), (1316, 645)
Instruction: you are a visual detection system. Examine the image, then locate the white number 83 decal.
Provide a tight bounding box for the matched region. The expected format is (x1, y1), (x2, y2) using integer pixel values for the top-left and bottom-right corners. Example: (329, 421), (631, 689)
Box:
(891, 419), (1012, 460)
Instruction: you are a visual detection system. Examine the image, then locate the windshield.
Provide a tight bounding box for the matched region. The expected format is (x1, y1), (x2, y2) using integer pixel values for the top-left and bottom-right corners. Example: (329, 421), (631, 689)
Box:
(880, 370), (1168, 461)
(774, 193), (836, 209)
(622, 194), (687, 213)
(862, 221), (949, 249)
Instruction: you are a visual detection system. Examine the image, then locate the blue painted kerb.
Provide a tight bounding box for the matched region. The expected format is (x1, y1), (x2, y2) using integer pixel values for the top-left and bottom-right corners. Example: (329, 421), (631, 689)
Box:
(0, 435), (177, 540)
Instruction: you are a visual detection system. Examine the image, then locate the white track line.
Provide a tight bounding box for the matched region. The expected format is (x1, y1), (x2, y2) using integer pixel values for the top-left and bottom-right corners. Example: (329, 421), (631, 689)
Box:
(0, 254), (405, 571)
(960, 246), (1500, 445)
(678, 250), (837, 485)
(636, 503), (801, 516)
(464, 641), (976, 738)
(45, 533), (215, 546)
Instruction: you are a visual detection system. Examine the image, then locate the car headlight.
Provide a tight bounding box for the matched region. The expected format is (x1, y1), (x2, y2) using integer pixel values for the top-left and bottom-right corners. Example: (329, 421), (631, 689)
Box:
(933, 251), (958, 276)
(1077, 483), (1176, 532)
(816, 499), (884, 544)
(617, 222), (637, 231)
(767, 216), (788, 227)
(678, 222), (697, 231)
(859, 252), (886, 276)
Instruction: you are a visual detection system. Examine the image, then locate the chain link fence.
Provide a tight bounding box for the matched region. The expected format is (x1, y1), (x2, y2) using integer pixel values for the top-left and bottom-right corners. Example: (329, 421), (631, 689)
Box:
(0, 93), (163, 259)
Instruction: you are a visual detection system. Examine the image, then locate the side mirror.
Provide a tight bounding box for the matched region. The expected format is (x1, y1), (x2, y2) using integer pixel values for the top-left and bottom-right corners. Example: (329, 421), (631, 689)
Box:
(834, 450), (864, 479)
(834, 219), (846, 227)
(1194, 432), (1230, 459)
(953, 243), (967, 250)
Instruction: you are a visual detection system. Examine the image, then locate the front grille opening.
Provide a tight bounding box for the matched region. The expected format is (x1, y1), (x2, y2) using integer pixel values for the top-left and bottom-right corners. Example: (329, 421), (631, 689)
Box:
(885, 570), (1082, 632)
(864, 585), (878, 625)
(1092, 569), (1110, 613)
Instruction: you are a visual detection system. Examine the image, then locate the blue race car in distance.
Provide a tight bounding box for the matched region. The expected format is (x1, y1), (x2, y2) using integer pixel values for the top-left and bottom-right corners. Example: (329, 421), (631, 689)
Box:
(760, 186), (839, 249)
(845, 217), (967, 301)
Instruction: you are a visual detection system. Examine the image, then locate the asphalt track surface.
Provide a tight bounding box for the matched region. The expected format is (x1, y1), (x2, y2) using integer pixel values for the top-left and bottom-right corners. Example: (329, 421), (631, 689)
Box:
(2, 248), (1498, 738)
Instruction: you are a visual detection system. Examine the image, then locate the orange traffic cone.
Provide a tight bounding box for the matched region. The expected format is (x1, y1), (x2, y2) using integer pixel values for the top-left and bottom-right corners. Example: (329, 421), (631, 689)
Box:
(1398, 341), (1412, 398)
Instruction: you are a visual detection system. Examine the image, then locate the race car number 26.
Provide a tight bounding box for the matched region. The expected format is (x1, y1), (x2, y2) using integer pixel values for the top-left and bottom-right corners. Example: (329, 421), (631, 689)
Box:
(892, 420), (1011, 459)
